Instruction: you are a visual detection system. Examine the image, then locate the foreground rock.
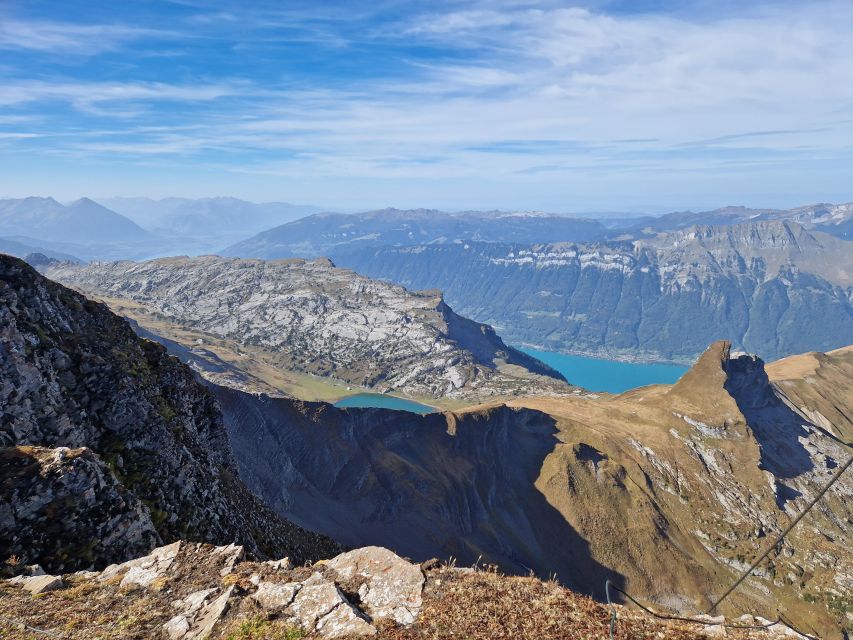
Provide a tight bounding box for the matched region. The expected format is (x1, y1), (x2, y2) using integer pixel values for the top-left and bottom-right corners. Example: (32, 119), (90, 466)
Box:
(326, 546), (425, 625)
(0, 542), (810, 639)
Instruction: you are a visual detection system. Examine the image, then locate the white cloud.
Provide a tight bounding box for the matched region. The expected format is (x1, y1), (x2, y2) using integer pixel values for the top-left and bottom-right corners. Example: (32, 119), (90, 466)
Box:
(0, 80), (250, 113)
(0, 19), (171, 54)
(2, 2), (852, 208)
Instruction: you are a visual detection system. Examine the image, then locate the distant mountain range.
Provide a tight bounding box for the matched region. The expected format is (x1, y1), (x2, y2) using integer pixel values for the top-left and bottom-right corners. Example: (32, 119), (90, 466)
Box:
(225, 202), (853, 259)
(334, 221), (853, 363)
(5, 197), (852, 364)
(2, 197), (850, 264)
(0, 196), (320, 261)
(101, 196), (321, 237)
(626, 202), (853, 240)
(223, 208), (609, 258)
(0, 237), (81, 263)
(0, 197), (150, 245)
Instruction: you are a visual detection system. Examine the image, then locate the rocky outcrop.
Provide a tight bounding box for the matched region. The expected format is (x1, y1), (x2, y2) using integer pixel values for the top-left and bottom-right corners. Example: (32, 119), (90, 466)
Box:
(42, 255), (570, 399)
(0, 254), (339, 572)
(2, 542), (424, 639)
(0, 540), (812, 639)
(325, 546), (425, 625)
(337, 221), (853, 362)
(0, 446), (160, 571)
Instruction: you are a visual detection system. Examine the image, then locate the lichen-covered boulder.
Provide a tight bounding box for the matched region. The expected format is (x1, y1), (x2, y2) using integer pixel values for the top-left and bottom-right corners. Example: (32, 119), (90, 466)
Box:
(325, 546), (425, 625)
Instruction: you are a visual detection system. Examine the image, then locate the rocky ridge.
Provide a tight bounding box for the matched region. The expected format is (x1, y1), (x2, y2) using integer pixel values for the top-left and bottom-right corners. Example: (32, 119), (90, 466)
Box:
(765, 345), (853, 443)
(0, 254), (339, 573)
(629, 202), (853, 240)
(0, 540), (812, 639)
(42, 255), (570, 400)
(214, 341), (852, 637)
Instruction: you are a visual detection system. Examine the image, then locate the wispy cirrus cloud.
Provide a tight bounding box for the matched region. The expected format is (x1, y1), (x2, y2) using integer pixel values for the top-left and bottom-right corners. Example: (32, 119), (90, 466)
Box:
(0, 18), (174, 54)
(2, 1), (852, 209)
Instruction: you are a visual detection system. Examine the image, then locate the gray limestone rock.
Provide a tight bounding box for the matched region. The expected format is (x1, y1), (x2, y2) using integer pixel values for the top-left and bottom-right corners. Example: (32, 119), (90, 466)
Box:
(326, 546), (424, 625)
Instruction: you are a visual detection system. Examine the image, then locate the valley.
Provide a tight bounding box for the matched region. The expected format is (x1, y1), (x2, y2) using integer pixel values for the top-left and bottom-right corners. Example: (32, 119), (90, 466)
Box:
(333, 221), (853, 363)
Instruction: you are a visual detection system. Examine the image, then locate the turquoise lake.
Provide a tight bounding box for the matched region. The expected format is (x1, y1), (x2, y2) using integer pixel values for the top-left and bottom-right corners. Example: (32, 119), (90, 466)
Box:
(520, 348), (688, 394)
(334, 393), (437, 414)
(334, 352), (688, 413)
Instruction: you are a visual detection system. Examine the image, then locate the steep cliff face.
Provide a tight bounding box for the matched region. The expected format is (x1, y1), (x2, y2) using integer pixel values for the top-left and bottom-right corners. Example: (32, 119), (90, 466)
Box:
(43, 255), (569, 400)
(0, 255), (339, 572)
(215, 392), (617, 592)
(214, 341), (852, 636)
(338, 221), (852, 362)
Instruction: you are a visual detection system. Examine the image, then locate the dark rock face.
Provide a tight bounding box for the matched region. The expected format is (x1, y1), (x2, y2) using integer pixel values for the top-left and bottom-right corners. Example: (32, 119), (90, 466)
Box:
(213, 388), (619, 594)
(336, 222), (852, 362)
(0, 446), (160, 570)
(0, 255), (339, 572)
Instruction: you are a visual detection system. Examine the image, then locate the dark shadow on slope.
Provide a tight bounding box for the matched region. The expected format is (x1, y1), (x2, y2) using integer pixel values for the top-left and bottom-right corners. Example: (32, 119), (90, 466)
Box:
(724, 353), (815, 478)
(214, 385), (624, 600)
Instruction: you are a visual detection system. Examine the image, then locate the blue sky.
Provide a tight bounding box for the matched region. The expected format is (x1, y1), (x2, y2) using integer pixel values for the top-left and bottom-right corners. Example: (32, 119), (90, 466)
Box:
(1, 0), (851, 213)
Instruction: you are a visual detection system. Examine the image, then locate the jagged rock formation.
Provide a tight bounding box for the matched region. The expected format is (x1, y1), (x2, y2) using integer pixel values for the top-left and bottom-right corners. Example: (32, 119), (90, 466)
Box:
(0, 446), (160, 571)
(0, 254), (339, 573)
(0, 540), (809, 639)
(213, 341), (852, 637)
(337, 221), (853, 362)
(42, 255), (570, 400)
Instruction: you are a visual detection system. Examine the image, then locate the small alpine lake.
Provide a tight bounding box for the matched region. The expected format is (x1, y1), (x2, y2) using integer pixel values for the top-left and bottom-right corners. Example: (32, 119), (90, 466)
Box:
(520, 348), (688, 394)
(334, 352), (689, 414)
(334, 393), (437, 414)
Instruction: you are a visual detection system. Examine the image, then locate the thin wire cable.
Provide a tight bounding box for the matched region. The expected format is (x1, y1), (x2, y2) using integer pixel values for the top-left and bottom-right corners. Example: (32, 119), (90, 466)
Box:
(0, 614), (63, 637)
(606, 581), (783, 630)
(606, 580), (618, 639)
(606, 445), (851, 639)
(706, 453), (852, 614)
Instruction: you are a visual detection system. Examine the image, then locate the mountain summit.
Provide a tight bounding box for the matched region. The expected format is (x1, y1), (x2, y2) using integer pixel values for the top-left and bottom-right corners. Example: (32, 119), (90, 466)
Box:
(0, 197), (150, 245)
